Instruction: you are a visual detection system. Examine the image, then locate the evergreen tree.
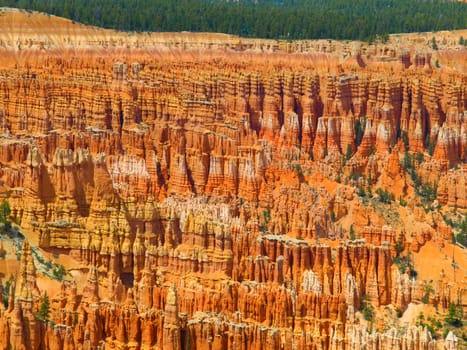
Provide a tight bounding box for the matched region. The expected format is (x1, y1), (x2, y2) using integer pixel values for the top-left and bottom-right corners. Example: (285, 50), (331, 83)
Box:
(37, 292), (50, 321)
(0, 200), (12, 232)
(457, 215), (467, 246)
(445, 302), (463, 327)
(0, 0), (467, 41)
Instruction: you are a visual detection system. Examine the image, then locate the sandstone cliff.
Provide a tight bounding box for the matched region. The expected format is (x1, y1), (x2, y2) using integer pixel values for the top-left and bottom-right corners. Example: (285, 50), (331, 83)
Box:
(0, 8), (465, 350)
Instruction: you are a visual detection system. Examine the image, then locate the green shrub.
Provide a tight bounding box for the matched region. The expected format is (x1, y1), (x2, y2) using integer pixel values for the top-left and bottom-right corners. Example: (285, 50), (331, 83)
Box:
(394, 235), (404, 255)
(0, 200), (12, 233)
(1, 278), (12, 308)
(426, 135), (435, 155)
(345, 144), (353, 161)
(431, 37), (438, 50)
(445, 302), (463, 328)
(421, 284), (434, 304)
(375, 188), (395, 204)
(401, 131), (409, 152)
(416, 312), (442, 339)
(36, 293), (50, 321)
(357, 187), (366, 197)
(294, 164), (303, 178)
(52, 264), (68, 281)
(393, 254), (417, 278)
(456, 215), (467, 246)
(349, 224), (356, 240)
(360, 295), (375, 322)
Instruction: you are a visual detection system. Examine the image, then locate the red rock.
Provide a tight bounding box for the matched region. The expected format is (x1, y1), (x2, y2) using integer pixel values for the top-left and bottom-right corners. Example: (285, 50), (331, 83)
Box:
(0, 10), (465, 350)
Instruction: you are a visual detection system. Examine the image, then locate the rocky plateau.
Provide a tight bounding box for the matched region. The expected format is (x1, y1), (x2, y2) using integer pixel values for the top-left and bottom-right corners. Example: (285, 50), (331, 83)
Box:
(0, 7), (465, 350)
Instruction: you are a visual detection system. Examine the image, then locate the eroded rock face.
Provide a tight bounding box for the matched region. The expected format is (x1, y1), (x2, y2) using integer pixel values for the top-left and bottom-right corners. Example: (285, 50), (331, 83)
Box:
(0, 9), (466, 350)
(437, 165), (467, 211)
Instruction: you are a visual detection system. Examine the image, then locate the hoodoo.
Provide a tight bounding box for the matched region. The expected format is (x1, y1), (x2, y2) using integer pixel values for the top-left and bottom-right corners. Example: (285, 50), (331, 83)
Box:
(0, 7), (465, 350)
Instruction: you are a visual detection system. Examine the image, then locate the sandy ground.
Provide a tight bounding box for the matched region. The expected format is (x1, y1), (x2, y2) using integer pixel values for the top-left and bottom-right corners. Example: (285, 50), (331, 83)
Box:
(413, 241), (467, 283)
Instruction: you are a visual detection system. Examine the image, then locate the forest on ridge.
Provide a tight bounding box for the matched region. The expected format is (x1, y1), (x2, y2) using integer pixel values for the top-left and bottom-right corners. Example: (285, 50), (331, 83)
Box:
(1, 0), (467, 42)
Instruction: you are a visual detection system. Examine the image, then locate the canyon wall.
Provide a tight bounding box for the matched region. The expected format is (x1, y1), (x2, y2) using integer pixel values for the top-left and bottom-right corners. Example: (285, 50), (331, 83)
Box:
(0, 8), (465, 350)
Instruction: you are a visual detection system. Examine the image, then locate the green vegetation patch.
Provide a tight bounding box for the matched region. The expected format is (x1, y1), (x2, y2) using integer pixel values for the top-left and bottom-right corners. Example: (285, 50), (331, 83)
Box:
(2, 0), (467, 41)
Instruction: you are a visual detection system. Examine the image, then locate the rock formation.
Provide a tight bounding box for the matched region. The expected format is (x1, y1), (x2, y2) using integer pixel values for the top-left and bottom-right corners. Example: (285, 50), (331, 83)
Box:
(0, 8), (465, 350)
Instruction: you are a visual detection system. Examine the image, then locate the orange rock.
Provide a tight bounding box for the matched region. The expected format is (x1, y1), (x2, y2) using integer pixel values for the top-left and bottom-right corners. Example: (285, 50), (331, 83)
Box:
(0, 9), (466, 350)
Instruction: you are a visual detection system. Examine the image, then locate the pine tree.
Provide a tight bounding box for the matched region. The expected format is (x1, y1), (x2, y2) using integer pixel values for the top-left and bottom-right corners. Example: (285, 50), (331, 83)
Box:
(445, 302), (463, 327)
(37, 292), (50, 321)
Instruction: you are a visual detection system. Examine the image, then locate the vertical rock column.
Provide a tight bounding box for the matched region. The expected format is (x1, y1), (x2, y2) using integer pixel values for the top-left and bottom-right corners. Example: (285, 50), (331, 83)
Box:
(163, 285), (181, 350)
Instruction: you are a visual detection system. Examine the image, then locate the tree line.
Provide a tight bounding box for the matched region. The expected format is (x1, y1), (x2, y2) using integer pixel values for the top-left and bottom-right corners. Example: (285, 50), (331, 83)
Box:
(1, 0), (467, 41)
